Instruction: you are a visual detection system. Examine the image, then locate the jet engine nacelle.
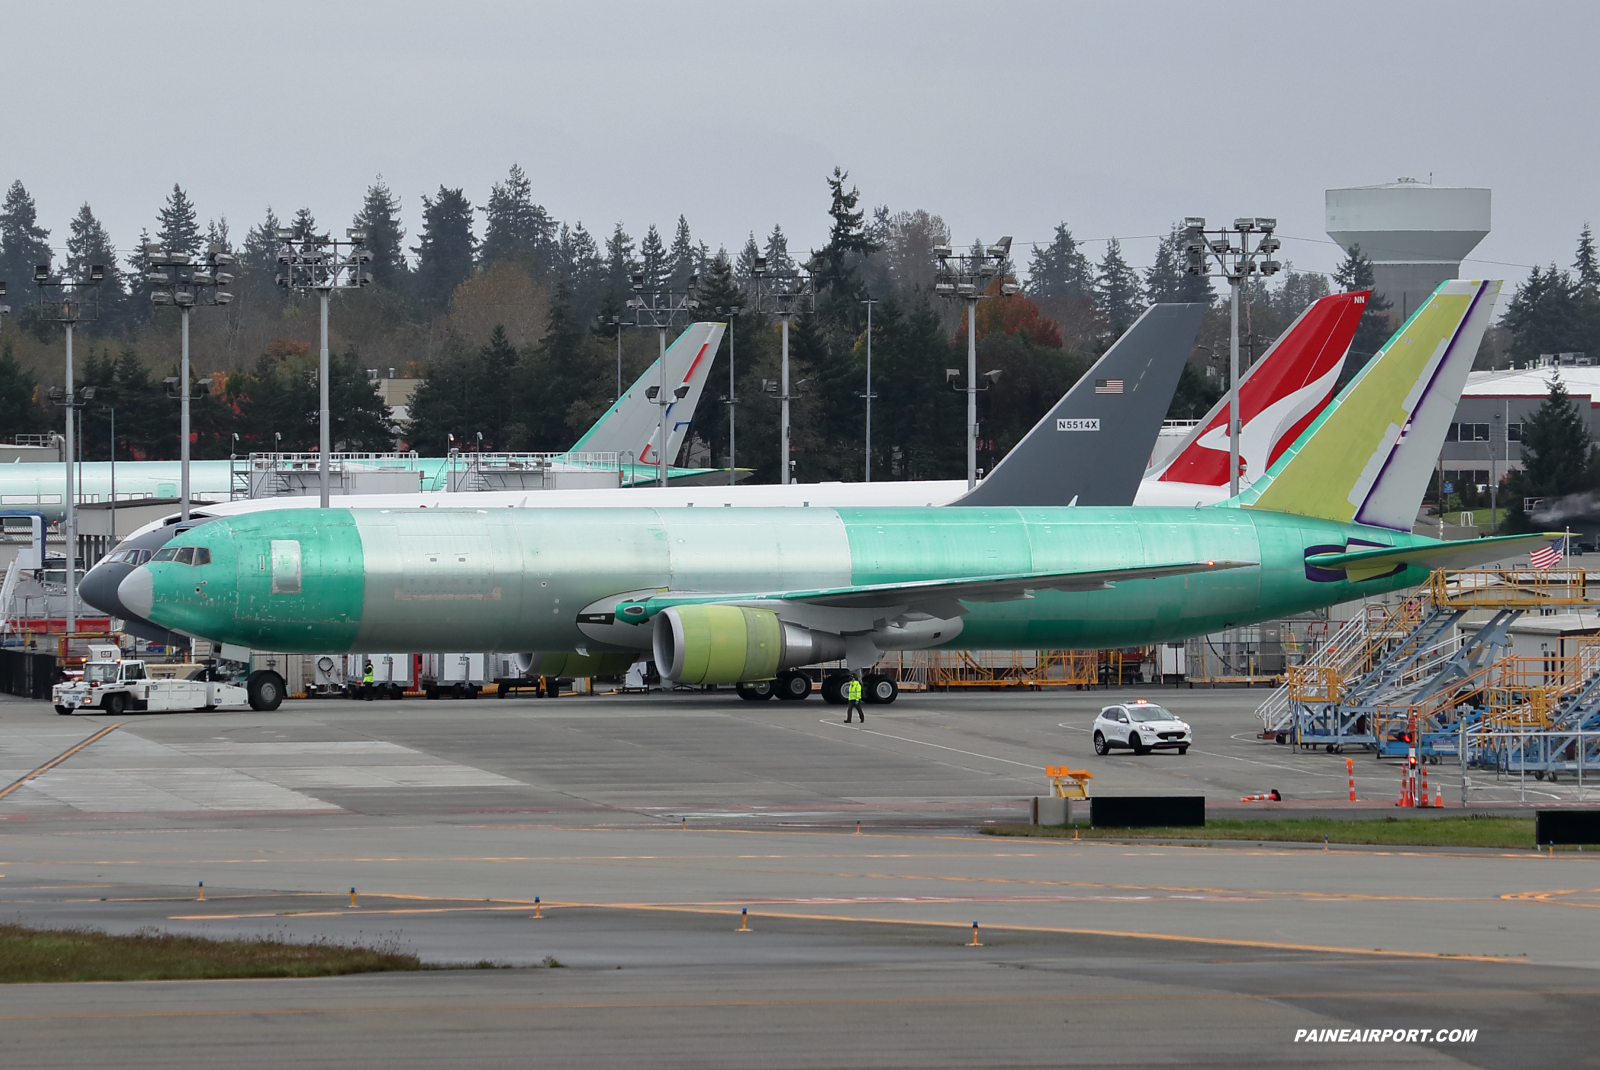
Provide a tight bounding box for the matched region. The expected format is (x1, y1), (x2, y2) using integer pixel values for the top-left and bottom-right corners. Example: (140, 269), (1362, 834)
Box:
(514, 651), (638, 678)
(652, 605), (846, 684)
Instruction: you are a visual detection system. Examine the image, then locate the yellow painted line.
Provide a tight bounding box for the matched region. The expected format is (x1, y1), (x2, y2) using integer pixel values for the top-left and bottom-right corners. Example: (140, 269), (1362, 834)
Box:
(0, 723), (124, 801)
(164, 892), (1516, 961)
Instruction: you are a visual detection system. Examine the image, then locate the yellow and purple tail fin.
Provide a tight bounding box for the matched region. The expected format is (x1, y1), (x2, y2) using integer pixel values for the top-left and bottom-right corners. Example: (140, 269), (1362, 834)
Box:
(1231, 279), (1500, 531)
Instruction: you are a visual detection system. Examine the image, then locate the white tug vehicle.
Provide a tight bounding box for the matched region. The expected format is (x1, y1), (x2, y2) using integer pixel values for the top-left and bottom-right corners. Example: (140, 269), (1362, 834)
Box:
(52, 644), (258, 716)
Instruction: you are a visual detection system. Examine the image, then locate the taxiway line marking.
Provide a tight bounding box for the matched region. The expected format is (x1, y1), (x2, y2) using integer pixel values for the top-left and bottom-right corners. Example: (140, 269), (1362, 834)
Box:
(0, 723), (125, 802)
(822, 719), (1041, 769)
(5, 987), (1597, 1022)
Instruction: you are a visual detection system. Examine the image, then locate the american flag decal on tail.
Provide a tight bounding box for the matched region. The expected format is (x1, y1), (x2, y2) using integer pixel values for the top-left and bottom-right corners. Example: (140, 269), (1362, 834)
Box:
(1094, 378), (1124, 394)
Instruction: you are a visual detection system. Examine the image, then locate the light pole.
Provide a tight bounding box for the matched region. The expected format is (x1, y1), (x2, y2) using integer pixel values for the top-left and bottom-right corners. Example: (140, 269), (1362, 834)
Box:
(147, 242), (235, 522)
(100, 399), (117, 547)
(35, 263), (103, 634)
(716, 305), (740, 485)
(934, 238), (1017, 490)
(627, 272), (701, 487)
(1180, 217), (1281, 496)
(598, 314), (635, 403)
(860, 297), (878, 482)
(751, 259), (815, 484)
(275, 228), (372, 507)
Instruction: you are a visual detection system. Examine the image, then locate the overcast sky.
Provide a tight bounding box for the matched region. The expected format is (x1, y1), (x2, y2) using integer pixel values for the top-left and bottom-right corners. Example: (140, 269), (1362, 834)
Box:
(7, 1), (1594, 294)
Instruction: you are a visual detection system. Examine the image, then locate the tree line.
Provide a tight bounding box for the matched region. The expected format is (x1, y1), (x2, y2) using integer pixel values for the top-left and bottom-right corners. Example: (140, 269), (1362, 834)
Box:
(1, 166), (1387, 480)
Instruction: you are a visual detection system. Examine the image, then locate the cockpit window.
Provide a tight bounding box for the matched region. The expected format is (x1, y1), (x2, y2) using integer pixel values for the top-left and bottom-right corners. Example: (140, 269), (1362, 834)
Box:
(174, 547), (195, 565)
(150, 546), (208, 566)
(192, 547), (210, 566)
(151, 547), (178, 562)
(135, 549), (152, 564)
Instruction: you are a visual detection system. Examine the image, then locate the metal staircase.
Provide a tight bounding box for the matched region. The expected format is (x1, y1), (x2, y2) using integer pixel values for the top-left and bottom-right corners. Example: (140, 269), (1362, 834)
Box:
(1258, 568), (1598, 756)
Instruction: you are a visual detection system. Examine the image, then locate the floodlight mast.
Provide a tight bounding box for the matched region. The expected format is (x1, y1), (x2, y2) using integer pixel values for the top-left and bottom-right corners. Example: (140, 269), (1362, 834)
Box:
(34, 265), (104, 633)
(275, 228), (372, 506)
(1181, 216), (1281, 496)
(751, 258), (815, 484)
(861, 297), (878, 482)
(146, 242), (236, 521)
(715, 305), (742, 486)
(933, 238), (1016, 490)
(628, 274), (701, 487)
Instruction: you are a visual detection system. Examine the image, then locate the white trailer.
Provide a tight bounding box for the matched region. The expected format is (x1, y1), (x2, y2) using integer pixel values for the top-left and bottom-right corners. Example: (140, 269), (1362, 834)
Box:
(421, 652), (486, 699)
(52, 644), (263, 715)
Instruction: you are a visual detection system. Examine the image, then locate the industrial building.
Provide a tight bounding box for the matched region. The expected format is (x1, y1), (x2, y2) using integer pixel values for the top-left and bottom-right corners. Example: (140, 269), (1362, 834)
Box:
(1441, 354), (1599, 492)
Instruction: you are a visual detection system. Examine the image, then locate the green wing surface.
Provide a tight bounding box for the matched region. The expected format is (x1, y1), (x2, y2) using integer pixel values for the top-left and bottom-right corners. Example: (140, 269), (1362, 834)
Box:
(615, 559), (1257, 620)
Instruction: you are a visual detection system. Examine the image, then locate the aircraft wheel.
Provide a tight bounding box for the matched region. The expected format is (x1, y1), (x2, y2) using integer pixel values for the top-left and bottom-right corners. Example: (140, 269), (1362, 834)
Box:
(820, 674), (848, 705)
(775, 671), (811, 701)
(247, 670), (286, 712)
(863, 675), (898, 704)
(737, 680), (775, 702)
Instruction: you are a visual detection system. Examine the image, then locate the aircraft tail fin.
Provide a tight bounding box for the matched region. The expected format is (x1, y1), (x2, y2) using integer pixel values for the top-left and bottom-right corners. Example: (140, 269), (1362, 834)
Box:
(568, 322), (725, 466)
(1149, 290), (1368, 488)
(1234, 279), (1500, 530)
(953, 303), (1204, 507)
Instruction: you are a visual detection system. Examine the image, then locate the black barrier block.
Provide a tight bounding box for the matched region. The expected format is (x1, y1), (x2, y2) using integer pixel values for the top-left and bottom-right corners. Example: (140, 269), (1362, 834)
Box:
(1536, 809), (1600, 846)
(1090, 796), (1205, 828)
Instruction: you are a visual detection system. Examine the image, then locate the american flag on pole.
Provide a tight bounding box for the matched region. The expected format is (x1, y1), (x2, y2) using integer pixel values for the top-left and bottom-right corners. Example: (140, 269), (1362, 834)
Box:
(1095, 378), (1124, 394)
(1530, 538), (1565, 570)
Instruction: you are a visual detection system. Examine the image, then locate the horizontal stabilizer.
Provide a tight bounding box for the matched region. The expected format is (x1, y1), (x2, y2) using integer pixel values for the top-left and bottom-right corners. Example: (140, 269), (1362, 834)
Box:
(1305, 533), (1562, 580)
(616, 558), (1256, 620)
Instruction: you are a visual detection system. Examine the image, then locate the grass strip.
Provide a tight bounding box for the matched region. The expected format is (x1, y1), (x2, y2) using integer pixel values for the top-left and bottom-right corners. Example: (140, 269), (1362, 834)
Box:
(0, 924), (423, 984)
(982, 815), (1542, 849)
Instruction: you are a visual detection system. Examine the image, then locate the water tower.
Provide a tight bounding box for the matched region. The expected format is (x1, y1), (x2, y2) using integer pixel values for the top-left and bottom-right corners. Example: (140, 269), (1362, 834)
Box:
(1325, 179), (1491, 322)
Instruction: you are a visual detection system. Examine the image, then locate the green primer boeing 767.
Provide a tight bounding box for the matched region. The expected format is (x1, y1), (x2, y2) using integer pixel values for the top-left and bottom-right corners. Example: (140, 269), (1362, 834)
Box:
(122, 280), (1551, 710)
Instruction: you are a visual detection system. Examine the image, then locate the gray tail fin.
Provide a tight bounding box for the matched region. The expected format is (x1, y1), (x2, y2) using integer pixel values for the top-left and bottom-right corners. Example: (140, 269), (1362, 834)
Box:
(952, 303), (1205, 508)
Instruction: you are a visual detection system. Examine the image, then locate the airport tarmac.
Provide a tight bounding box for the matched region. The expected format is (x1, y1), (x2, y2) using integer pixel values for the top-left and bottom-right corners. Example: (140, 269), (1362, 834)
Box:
(1, 687), (1597, 1067)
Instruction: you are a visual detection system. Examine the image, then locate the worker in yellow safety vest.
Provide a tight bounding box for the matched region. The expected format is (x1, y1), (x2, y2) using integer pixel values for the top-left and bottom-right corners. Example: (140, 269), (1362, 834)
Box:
(844, 676), (864, 724)
(362, 661), (375, 700)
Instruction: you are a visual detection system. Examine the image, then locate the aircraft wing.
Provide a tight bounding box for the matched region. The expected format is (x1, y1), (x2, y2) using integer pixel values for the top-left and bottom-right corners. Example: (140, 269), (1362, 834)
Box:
(1305, 533), (1565, 579)
(614, 558), (1256, 621)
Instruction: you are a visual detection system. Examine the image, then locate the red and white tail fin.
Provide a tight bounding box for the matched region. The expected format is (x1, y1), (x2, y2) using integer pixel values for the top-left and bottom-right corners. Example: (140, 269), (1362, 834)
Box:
(1146, 290), (1370, 488)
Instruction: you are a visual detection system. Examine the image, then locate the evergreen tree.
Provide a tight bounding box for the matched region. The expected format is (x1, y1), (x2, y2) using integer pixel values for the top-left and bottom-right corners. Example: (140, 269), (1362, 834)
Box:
(1505, 374), (1593, 531)
(353, 178), (408, 290)
(561, 222), (604, 314)
(156, 184), (202, 255)
(604, 223), (638, 300)
(638, 224), (666, 291)
(0, 340), (47, 436)
(519, 285), (606, 449)
(1503, 264), (1583, 365)
(812, 167), (876, 317)
(1095, 238), (1144, 332)
(667, 215), (697, 289)
(411, 186), (477, 310)
(1026, 223), (1095, 300)
(242, 207), (283, 276)
(0, 180), (52, 286)
(1575, 223), (1600, 294)
(736, 232), (761, 282)
(66, 204), (129, 330)
(204, 216), (232, 254)
(1333, 244), (1393, 376)
(1144, 224), (1213, 304)
(480, 163), (554, 274)
(763, 225), (795, 275)
(289, 206), (320, 243)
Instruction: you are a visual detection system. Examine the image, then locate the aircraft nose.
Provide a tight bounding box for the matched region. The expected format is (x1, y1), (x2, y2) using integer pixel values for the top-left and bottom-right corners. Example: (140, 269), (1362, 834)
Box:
(119, 568), (154, 620)
(80, 563), (129, 617)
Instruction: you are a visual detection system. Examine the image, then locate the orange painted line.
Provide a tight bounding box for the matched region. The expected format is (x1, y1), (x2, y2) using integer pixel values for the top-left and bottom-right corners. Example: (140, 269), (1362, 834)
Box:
(0, 722), (124, 801)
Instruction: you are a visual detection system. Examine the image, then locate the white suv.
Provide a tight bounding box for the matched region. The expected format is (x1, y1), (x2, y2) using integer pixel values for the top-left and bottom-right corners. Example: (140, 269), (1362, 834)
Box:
(1093, 700), (1191, 756)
